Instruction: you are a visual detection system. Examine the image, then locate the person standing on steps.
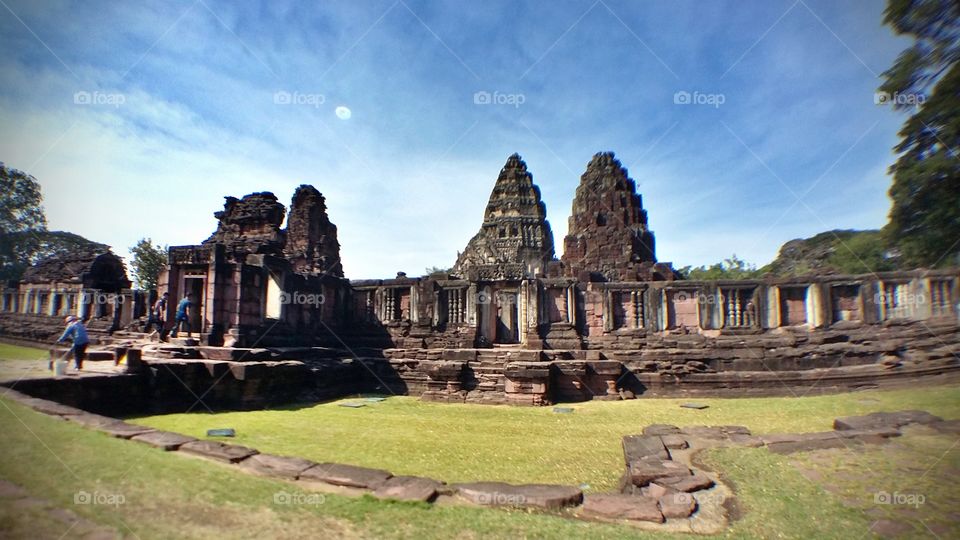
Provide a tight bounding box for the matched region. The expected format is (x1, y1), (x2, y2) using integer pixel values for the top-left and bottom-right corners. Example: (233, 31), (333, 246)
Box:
(170, 293), (194, 339)
(56, 316), (89, 371)
(145, 292), (169, 339)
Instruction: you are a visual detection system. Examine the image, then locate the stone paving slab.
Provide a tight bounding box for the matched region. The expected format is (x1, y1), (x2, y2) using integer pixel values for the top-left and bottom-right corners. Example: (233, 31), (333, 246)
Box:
(179, 440), (259, 463)
(95, 421), (156, 439)
(833, 410), (943, 431)
(299, 463), (392, 489)
(628, 458), (692, 487)
(659, 472), (714, 492)
(239, 453), (317, 479)
(623, 435), (670, 464)
(659, 492), (697, 518)
(660, 434), (688, 450)
(453, 482), (583, 509)
(579, 493), (663, 522)
(131, 430), (197, 450)
(64, 412), (124, 428)
(373, 475), (443, 502)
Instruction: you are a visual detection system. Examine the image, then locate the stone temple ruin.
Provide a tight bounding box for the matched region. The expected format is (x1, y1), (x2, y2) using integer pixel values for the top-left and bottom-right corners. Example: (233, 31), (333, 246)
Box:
(1, 152), (959, 409)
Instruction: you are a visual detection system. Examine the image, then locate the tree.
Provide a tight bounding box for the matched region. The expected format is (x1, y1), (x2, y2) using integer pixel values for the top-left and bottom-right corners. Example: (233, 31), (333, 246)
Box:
(129, 238), (167, 290)
(679, 254), (761, 280)
(0, 163), (47, 281)
(880, 0), (960, 267)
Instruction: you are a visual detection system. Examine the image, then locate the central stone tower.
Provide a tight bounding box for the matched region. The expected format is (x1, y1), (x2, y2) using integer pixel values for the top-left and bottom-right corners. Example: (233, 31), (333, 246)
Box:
(561, 152), (672, 281)
(453, 153), (555, 280)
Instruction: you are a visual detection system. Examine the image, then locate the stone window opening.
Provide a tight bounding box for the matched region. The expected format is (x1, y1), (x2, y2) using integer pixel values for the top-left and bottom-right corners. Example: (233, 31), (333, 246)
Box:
(596, 213), (606, 226)
(611, 290), (643, 330)
(831, 285), (861, 323)
(880, 282), (911, 320)
(440, 288), (466, 325)
(779, 286), (807, 326)
(930, 280), (953, 317)
(722, 288), (756, 328)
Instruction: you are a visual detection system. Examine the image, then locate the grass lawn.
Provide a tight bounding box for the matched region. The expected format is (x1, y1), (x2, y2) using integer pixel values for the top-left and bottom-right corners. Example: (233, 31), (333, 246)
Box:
(0, 342), (47, 361)
(1, 385), (957, 538)
(131, 385), (960, 492)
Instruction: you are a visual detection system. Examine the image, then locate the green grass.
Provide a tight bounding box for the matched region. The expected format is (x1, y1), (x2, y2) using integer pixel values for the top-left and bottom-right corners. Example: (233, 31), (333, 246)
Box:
(0, 342), (47, 361)
(131, 386), (960, 492)
(2, 385), (958, 539)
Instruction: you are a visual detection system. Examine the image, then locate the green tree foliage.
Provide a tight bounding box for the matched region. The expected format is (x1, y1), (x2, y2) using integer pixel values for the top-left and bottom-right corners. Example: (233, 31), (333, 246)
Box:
(0, 164), (110, 281)
(679, 254), (761, 280)
(0, 163), (46, 281)
(880, 0), (960, 267)
(129, 238), (167, 290)
(761, 230), (897, 277)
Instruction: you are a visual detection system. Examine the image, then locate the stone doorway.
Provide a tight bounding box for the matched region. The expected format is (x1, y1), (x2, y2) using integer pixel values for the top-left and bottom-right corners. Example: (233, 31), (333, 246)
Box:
(495, 289), (519, 344)
(184, 277), (205, 333)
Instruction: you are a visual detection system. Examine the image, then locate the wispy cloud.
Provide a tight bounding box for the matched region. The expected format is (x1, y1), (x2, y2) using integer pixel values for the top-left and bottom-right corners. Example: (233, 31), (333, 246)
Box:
(0, 0), (909, 278)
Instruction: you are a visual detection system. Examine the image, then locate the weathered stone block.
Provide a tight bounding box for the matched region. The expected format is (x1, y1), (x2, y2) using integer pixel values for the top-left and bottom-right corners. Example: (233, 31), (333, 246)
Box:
(373, 475), (442, 502)
(580, 494), (663, 522)
(453, 482), (582, 510)
(239, 453), (316, 479)
(179, 440), (259, 463)
(131, 430), (197, 451)
(299, 463), (392, 489)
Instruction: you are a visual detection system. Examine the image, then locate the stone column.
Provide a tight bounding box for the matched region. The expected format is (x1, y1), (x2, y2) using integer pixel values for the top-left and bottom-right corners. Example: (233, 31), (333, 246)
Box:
(765, 285), (780, 329)
(808, 283), (826, 328)
(914, 277), (932, 320)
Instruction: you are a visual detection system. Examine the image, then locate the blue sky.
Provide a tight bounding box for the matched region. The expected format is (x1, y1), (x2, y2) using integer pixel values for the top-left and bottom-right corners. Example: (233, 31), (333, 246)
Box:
(0, 0), (910, 279)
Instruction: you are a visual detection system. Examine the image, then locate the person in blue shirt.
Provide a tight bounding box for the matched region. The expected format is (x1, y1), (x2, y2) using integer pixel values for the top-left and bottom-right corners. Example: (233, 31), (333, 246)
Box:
(170, 293), (194, 338)
(56, 316), (90, 370)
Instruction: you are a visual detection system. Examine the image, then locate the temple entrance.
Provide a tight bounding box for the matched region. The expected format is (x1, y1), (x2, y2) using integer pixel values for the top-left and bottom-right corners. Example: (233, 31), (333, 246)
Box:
(184, 276), (205, 333)
(495, 289), (519, 344)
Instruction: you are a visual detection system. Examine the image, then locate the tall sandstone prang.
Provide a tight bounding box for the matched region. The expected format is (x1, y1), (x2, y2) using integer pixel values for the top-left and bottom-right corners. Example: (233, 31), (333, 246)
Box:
(561, 152), (676, 281)
(284, 185), (344, 277)
(453, 153), (555, 280)
(202, 192), (286, 256)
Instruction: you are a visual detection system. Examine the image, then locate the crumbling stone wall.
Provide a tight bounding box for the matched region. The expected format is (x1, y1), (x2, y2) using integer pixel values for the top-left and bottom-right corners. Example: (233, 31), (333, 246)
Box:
(284, 185), (343, 277)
